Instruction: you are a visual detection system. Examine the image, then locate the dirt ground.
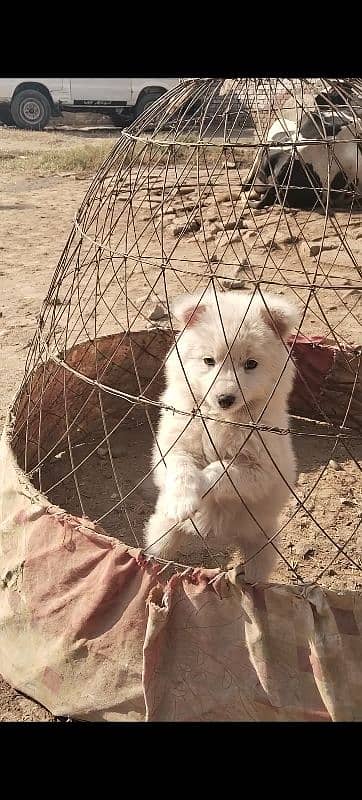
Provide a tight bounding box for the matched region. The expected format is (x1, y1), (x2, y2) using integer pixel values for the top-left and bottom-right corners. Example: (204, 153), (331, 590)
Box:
(1, 120), (362, 721)
(0, 123), (119, 721)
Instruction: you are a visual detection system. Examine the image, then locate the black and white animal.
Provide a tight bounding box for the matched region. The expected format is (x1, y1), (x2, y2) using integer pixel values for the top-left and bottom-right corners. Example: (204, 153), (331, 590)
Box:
(245, 86), (362, 210)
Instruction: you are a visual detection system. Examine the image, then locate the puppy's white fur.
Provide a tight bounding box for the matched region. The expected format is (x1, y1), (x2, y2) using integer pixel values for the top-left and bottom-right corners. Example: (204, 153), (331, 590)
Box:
(144, 290), (297, 581)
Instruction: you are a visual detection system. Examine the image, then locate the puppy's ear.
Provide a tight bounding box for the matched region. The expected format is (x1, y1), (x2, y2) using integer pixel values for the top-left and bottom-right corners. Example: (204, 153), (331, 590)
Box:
(172, 293), (207, 328)
(259, 295), (298, 339)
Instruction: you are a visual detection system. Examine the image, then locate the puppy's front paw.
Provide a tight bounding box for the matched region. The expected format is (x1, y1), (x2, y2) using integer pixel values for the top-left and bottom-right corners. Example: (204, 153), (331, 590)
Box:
(167, 489), (202, 523)
(163, 468), (206, 523)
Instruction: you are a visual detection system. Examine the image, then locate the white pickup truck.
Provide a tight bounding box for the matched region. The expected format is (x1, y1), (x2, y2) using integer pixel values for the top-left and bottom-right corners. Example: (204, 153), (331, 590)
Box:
(0, 77), (180, 130)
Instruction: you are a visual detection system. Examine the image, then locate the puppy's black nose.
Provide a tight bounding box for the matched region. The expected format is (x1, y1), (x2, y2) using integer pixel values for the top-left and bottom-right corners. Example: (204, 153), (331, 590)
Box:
(218, 394), (235, 409)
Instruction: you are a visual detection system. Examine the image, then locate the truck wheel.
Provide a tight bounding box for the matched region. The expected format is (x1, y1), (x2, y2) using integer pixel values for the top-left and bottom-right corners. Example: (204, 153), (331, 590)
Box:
(135, 92), (165, 119)
(10, 89), (51, 130)
(0, 104), (13, 126)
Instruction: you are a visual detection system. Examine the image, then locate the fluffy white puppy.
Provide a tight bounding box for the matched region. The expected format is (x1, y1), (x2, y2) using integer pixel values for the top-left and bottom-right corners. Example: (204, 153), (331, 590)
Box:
(144, 289), (297, 581)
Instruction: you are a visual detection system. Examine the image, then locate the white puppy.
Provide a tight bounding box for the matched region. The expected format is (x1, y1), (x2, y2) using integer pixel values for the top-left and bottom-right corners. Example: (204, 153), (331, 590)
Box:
(144, 289), (297, 581)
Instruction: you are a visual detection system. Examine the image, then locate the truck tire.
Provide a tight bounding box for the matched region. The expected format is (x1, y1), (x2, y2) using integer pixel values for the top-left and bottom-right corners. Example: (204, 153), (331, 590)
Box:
(10, 89), (51, 130)
(0, 104), (13, 126)
(135, 92), (165, 119)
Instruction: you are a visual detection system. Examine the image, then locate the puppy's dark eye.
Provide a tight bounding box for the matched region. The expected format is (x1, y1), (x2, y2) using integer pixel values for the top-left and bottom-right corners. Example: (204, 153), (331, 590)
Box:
(204, 357), (215, 366)
(244, 359), (258, 370)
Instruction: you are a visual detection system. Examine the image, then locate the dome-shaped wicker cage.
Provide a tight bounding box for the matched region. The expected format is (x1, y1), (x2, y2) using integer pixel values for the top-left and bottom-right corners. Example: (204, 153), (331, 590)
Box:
(9, 77), (362, 591)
